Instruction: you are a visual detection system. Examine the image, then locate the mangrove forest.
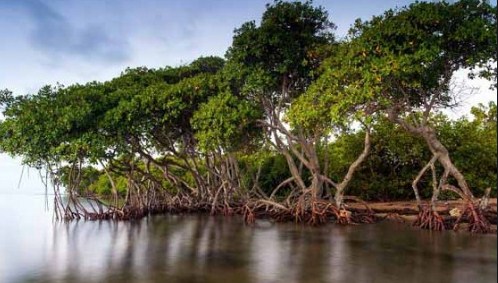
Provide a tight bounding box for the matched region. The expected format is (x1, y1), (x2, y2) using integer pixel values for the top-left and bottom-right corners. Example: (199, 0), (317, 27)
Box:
(0, 0), (496, 233)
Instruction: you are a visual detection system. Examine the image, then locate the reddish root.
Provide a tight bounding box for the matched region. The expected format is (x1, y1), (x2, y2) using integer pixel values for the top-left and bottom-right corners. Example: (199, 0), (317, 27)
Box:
(242, 204), (255, 224)
(414, 206), (445, 231)
(57, 192), (376, 227)
(336, 209), (352, 225)
(342, 196), (376, 224)
(453, 202), (491, 234)
(287, 196), (375, 225)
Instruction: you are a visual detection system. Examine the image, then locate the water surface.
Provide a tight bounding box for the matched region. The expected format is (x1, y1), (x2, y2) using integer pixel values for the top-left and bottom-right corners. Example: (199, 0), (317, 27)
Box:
(0, 194), (496, 283)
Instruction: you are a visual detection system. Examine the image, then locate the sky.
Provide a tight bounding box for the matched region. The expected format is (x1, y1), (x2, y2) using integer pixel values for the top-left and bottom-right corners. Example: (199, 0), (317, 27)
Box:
(0, 0), (496, 193)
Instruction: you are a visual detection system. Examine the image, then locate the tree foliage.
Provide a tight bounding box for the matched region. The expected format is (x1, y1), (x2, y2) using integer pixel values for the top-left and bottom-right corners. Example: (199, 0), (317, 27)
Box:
(0, 1), (495, 225)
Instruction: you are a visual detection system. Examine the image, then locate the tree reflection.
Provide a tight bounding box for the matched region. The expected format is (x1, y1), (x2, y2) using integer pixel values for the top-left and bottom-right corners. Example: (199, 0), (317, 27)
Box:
(10, 217), (497, 283)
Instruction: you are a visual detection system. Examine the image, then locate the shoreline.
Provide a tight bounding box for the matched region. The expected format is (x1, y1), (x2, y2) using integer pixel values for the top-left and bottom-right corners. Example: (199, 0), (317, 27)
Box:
(59, 193), (498, 234)
(346, 198), (497, 234)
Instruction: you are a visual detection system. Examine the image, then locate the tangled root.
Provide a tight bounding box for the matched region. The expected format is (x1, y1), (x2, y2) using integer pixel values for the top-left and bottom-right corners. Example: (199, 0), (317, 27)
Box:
(453, 202), (491, 234)
(61, 193), (378, 228)
(287, 196), (375, 225)
(414, 206), (445, 231)
(336, 209), (352, 225)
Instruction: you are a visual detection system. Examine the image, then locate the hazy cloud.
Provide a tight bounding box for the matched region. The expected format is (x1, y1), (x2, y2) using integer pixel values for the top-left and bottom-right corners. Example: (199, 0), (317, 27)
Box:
(22, 0), (130, 63)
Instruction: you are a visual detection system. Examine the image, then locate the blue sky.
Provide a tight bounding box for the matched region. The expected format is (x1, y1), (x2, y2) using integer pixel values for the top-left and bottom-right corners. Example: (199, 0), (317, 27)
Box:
(0, 0), (496, 193)
(0, 0), (428, 94)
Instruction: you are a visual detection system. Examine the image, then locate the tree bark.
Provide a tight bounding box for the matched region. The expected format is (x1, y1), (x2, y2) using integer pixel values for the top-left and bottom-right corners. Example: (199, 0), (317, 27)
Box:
(420, 127), (473, 200)
(387, 110), (474, 201)
(412, 154), (438, 208)
(334, 128), (371, 208)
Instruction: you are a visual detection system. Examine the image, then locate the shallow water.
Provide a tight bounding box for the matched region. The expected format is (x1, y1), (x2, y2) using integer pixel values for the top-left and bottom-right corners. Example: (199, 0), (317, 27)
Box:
(0, 194), (496, 283)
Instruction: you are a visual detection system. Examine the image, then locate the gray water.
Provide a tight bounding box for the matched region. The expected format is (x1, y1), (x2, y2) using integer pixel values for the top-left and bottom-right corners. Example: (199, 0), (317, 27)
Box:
(0, 194), (496, 283)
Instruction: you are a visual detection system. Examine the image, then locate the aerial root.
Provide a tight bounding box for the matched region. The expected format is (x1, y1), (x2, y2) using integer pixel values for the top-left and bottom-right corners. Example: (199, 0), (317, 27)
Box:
(453, 202), (491, 234)
(283, 197), (375, 225)
(54, 192), (377, 227)
(413, 206), (445, 231)
(342, 196), (376, 224)
(242, 204), (256, 224)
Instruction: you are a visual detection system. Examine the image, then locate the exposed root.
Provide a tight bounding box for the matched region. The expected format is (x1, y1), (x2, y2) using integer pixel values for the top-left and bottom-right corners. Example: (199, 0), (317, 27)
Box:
(337, 209), (352, 225)
(242, 204), (255, 224)
(278, 193), (376, 225)
(413, 205), (445, 231)
(310, 199), (339, 225)
(453, 202), (491, 234)
(59, 190), (495, 235)
(343, 196), (376, 224)
(238, 192), (376, 226)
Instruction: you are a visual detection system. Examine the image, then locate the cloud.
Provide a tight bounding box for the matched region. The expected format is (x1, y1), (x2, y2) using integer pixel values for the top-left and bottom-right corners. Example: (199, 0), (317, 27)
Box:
(21, 0), (130, 64)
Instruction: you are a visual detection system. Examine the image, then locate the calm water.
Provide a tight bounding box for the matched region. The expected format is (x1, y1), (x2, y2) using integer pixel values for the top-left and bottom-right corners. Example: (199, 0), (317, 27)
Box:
(0, 194), (496, 283)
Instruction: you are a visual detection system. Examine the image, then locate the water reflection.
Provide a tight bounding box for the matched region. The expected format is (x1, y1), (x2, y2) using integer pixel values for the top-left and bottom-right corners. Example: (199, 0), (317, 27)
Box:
(0, 195), (496, 283)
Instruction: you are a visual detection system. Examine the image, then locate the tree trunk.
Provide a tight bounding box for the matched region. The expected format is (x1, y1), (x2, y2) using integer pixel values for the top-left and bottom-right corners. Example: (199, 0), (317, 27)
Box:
(412, 154), (438, 208)
(310, 173), (322, 199)
(419, 127), (474, 201)
(334, 129), (371, 208)
(388, 110), (474, 201)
